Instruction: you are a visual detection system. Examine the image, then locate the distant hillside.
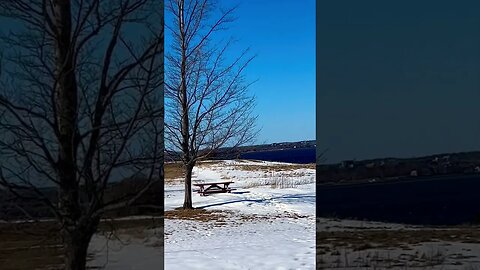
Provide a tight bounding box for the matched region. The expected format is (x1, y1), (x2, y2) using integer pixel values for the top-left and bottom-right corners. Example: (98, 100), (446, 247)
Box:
(317, 150), (480, 183)
(166, 140), (316, 161)
(0, 177), (162, 221)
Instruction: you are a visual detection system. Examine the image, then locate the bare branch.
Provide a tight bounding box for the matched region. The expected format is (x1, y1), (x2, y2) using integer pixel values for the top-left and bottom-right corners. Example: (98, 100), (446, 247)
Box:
(165, 0), (257, 209)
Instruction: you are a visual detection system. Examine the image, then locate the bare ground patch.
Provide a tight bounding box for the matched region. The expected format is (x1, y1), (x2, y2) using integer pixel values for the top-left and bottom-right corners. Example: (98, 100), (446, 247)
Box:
(165, 208), (311, 225)
(164, 208), (231, 222)
(165, 162), (184, 181)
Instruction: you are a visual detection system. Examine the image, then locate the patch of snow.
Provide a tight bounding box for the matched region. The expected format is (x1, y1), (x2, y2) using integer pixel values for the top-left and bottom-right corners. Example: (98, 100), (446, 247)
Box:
(89, 232), (163, 270)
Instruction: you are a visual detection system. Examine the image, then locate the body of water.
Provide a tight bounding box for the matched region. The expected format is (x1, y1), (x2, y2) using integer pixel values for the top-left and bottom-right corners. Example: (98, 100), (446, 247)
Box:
(317, 174), (480, 225)
(240, 147), (316, 164)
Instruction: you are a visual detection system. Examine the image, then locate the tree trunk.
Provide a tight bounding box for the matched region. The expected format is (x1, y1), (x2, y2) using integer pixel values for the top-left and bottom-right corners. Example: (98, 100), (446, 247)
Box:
(62, 221), (98, 270)
(183, 164), (194, 209)
(53, 0), (81, 233)
(52, 1), (91, 269)
(176, 0), (194, 210)
(64, 235), (89, 270)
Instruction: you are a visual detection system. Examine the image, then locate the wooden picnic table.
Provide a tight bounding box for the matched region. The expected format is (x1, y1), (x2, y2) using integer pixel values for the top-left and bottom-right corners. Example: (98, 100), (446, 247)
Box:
(193, 181), (235, 196)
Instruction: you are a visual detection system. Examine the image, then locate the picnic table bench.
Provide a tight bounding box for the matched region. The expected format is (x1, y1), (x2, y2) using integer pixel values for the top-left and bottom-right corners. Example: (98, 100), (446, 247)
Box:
(193, 181), (236, 196)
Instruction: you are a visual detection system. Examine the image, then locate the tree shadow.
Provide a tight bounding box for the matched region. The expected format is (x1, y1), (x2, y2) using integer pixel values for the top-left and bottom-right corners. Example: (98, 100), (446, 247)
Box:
(197, 194), (315, 209)
(231, 191), (251, 195)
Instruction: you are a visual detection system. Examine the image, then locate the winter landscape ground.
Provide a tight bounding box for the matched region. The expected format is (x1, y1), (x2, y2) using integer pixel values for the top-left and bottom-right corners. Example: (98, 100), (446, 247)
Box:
(0, 217), (164, 270)
(3, 160), (480, 269)
(317, 218), (480, 269)
(164, 160), (317, 269)
(0, 159), (316, 270)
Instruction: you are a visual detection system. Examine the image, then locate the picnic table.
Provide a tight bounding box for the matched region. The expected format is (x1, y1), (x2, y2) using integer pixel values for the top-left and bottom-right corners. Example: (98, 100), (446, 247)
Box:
(193, 181), (235, 196)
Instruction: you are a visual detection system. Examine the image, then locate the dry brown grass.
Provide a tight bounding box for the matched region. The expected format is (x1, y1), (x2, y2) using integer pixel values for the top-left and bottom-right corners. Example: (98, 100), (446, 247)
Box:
(317, 228), (480, 269)
(165, 208), (310, 226)
(245, 176), (315, 189)
(0, 222), (63, 270)
(164, 208), (231, 222)
(164, 160), (224, 181)
(165, 162), (184, 181)
(165, 159), (315, 182)
(198, 159), (315, 171)
(317, 228), (480, 254)
(233, 163), (315, 172)
(196, 160), (224, 166)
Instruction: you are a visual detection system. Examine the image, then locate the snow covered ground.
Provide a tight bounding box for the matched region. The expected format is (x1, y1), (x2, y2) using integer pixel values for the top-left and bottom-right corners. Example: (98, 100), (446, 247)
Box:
(78, 159), (480, 270)
(164, 160), (316, 270)
(317, 217), (480, 269)
(89, 232), (163, 270)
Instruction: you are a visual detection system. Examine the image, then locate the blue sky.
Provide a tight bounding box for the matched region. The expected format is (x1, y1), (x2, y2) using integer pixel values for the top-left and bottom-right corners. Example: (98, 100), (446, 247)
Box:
(165, 0), (316, 145)
(233, 0), (316, 144)
(318, 0), (480, 163)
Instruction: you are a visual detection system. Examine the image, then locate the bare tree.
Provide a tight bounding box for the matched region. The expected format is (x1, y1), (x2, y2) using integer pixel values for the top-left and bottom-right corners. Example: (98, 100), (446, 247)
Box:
(0, 1), (163, 269)
(165, 0), (257, 209)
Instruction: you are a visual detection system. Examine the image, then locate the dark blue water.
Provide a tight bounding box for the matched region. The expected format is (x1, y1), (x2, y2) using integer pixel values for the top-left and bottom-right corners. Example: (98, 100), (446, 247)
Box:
(240, 147), (316, 164)
(317, 174), (480, 225)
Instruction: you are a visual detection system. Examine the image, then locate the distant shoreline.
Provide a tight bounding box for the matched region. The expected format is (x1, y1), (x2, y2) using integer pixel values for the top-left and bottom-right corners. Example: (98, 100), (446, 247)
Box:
(240, 147), (316, 164)
(317, 172), (479, 188)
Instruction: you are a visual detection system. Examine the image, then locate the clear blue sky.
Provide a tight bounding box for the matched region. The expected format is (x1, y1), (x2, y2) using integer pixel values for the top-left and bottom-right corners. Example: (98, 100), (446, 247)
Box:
(318, 0), (480, 163)
(233, 0), (316, 144)
(165, 0), (316, 145)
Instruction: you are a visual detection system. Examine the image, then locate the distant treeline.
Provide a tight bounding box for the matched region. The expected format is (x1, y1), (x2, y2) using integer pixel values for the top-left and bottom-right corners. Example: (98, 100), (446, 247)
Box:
(165, 140), (316, 161)
(0, 177), (163, 221)
(317, 151), (480, 183)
